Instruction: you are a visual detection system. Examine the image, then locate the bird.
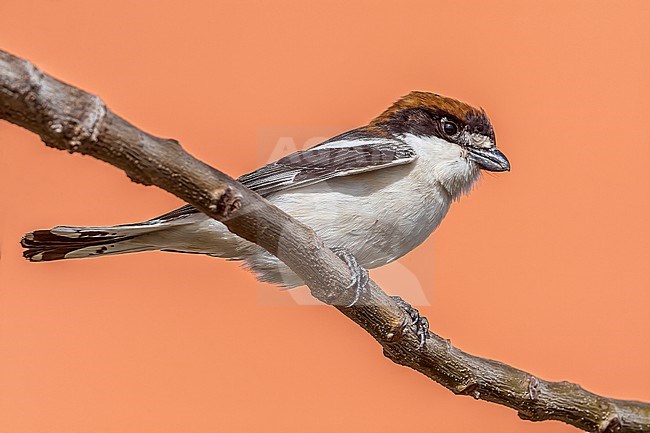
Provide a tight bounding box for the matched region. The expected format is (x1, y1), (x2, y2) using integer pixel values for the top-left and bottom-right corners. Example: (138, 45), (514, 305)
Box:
(22, 91), (510, 295)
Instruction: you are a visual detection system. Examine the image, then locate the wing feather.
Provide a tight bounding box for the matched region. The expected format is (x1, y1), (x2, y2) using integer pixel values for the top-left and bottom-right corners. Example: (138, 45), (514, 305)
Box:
(239, 139), (416, 196)
(154, 128), (416, 222)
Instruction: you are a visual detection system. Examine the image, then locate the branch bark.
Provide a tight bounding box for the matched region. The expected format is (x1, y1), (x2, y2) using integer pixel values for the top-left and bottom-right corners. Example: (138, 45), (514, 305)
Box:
(1, 49), (648, 433)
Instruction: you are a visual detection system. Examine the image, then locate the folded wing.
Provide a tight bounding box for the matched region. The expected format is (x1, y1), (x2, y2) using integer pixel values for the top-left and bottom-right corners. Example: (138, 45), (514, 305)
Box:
(155, 127), (417, 222)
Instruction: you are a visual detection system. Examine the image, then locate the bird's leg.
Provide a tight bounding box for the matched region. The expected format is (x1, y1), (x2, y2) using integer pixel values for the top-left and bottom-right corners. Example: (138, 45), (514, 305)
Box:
(330, 247), (369, 307)
(390, 295), (430, 349)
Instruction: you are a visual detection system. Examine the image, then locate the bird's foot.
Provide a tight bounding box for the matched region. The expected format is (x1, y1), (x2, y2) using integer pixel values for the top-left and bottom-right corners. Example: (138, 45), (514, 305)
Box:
(390, 296), (429, 348)
(331, 247), (369, 307)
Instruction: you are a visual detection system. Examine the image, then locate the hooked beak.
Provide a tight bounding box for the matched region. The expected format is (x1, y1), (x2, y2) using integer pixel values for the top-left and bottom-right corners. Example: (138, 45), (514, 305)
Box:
(468, 147), (510, 172)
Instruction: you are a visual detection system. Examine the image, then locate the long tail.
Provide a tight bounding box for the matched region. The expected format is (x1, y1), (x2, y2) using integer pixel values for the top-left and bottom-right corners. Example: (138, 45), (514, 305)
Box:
(21, 223), (166, 262)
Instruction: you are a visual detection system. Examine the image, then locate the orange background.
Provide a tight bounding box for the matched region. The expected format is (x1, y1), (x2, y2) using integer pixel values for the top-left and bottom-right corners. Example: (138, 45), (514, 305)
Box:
(1, 1), (649, 432)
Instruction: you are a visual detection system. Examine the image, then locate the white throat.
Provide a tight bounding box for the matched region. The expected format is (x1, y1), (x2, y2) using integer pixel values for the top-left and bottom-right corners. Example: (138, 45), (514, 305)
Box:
(401, 133), (481, 200)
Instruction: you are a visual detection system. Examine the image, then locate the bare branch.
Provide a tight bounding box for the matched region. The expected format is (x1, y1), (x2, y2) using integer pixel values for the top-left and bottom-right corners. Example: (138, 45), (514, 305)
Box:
(1, 49), (648, 433)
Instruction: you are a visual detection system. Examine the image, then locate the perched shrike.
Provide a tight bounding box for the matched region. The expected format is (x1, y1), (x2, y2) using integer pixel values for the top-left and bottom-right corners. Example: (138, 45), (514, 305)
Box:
(22, 91), (509, 293)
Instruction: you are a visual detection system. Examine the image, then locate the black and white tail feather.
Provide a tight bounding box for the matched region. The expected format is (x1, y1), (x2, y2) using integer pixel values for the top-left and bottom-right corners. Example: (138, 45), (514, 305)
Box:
(21, 221), (169, 262)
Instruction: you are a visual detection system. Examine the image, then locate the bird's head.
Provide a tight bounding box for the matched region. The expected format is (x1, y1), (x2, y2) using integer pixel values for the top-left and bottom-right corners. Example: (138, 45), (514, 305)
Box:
(372, 91), (510, 173)
(369, 91), (509, 199)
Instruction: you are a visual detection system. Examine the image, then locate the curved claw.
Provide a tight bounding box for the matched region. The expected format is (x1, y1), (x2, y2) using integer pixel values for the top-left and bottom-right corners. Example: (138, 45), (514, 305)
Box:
(390, 295), (430, 348)
(331, 247), (369, 307)
(415, 315), (429, 348)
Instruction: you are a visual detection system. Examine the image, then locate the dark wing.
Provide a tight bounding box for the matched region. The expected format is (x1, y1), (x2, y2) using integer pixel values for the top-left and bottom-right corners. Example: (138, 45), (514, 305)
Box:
(154, 128), (416, 222)
(238, 139), (416, 196)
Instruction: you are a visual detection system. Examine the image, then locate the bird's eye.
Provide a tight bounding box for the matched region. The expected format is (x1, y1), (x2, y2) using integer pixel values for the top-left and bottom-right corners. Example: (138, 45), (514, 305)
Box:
(442, 120), (458, 136)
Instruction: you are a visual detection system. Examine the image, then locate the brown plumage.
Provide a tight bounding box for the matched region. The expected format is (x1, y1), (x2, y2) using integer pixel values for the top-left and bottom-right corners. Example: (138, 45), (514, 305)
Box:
(372, 91), (485, 125)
